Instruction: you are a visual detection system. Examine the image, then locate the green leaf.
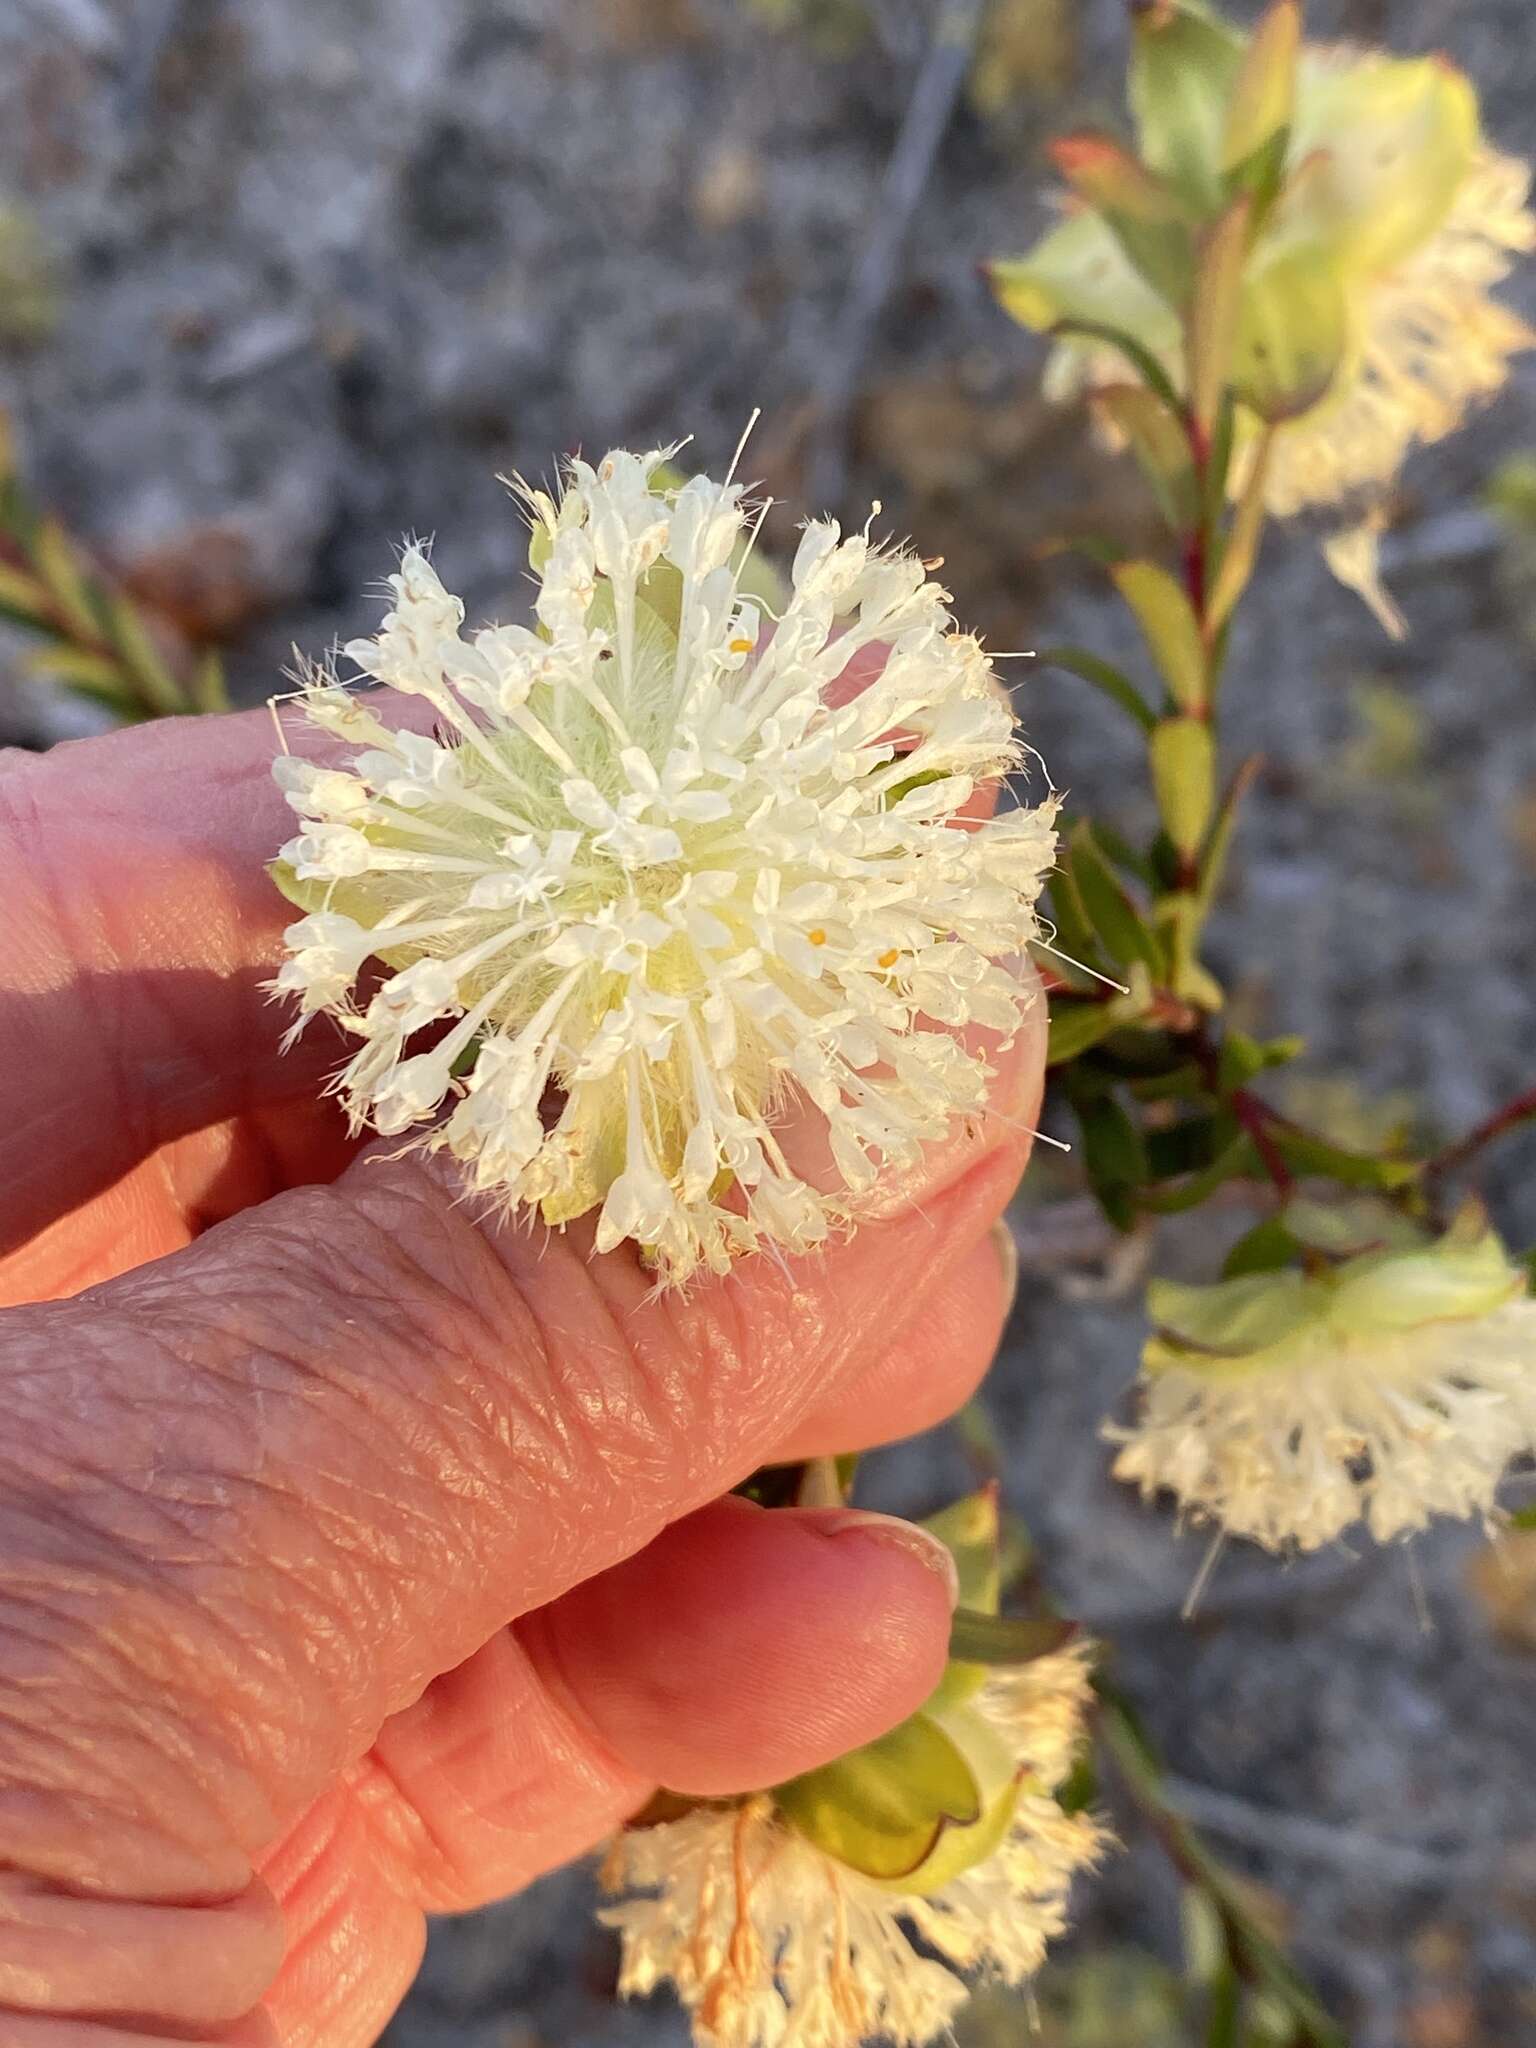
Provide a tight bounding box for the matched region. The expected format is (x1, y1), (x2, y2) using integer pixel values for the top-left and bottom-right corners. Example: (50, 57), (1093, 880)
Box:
(1093, 819), (1158, 889)
(32, 518), (103, 645)
(1038, 642), (1156, 732)
(1079, 1088), (1148, 1183)
(1269, 1127), (1419, 1190)
(948, 1609), (1077, 1665)
(1138, 1135), (1257, 1214)
(1157, 891), (1225, 1010)
(1040, 872), (1108, 979)
(192, 649), (229, 714)
(1196, 754), (1261, 921)
(987, 213), (1182, 368)
(23, 644), (134, 708)
(1187, 194), (1254, 438)
(774, 1712), (981, 1883)
(1510, 1503), (1536, 1532)
(1150, 716), (1216, 858)
(1092, 386), (1200, 530)
(1205, 1964), (1242, 2048)
(1111, 559), (1208, 714)
(1047, 999), (1126, 1067)
(1279, 53), (1478, 274)
(1206, 427), (1273, 633)
(1048, 316), (1184, 414)
(1222, 1216), (1300, 1278)
(1049, 131), (1185, 224)
(1146, 1112), (1234, 1182)
(1070, 823), (1163, 972)
(1220, 1), (1300, 175)
(0, 560), (49, 627)
(103, 594), (186, 717)
(1129, 0), (1246, 209)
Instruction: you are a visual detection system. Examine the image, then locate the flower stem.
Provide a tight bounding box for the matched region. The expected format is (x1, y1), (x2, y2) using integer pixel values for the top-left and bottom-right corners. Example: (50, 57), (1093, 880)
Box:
(1424, 1084), (1536, 1183)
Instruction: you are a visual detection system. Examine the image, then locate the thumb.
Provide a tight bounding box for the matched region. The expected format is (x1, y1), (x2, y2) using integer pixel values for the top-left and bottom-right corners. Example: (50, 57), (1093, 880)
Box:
(0, 1013), (1037, 1897)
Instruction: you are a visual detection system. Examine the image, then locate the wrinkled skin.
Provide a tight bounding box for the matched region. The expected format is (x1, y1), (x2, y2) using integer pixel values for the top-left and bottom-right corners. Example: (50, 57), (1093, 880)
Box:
(0, 711), (1044, 2045)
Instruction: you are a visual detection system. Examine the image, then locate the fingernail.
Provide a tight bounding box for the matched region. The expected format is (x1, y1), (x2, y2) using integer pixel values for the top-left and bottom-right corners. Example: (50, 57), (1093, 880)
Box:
(810, 1510), (961, 1611)
(991, 1217), (1020, 1322)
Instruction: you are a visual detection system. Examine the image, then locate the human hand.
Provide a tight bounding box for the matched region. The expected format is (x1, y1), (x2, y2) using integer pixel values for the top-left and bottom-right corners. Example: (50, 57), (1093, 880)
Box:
(0, 710), (1044, 2046)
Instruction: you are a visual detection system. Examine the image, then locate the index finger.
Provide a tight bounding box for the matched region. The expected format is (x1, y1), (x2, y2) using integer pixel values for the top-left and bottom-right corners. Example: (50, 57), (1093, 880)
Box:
(0, 708), (366, 1256)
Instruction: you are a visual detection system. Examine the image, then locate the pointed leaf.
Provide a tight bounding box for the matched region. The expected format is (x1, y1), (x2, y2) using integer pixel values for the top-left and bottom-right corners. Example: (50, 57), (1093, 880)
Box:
(1047, 998), (1127, 1067)
(1187, 194), (1254, 437)
(1038, 641), (1157, 732)
(1070, 822), (1163, 971)
(1092, 386), (1200, 530)
(1196, 754), (1261, 920)
(1222, 1215), (1300, 1278)
(1129, 0), (1246, 208)
(1221, 1), (1300, 174)
(0, 560), (48, 627)
(1150, 716), (1216, 857)
(32, 518), (102, 644)
(1111, 559), (1207, 713)
(1049, 132), (1184, 223)
(1206, 429), (1273, 632)
(104, 595), (186, 717)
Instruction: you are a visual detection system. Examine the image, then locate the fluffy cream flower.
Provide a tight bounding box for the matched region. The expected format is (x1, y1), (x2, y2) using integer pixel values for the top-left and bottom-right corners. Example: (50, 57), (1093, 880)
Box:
(269, 448), (1055, 1285)
(1109, 1230), (1536, 1552)
(601, 1648), (1104, 2048)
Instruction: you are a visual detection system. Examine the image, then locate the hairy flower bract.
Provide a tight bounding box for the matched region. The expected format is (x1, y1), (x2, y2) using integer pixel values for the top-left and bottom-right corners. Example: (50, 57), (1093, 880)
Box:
(269, 448), (1054, 1284)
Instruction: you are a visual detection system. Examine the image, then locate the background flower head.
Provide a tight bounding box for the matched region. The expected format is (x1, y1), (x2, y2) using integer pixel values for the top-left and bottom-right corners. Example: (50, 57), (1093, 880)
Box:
(989, 3), (1535, 632)
(1108, 1214), (1536, 1552)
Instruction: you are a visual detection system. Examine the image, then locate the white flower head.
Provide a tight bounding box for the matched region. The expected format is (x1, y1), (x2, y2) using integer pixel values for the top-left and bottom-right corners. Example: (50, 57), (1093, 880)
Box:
(601, 1646), (1104, 2048)
(1109, 1221), (1536, 1553)
(270, 447), (1055, 1284)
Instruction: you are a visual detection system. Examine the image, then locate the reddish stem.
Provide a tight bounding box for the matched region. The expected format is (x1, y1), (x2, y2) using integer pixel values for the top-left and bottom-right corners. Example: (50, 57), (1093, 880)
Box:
(1425, 1084), (1536, 1182)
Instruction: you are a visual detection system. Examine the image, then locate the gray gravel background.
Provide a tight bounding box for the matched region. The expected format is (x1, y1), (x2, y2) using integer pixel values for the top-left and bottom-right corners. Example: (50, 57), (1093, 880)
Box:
(3, 0), (1536, 2042)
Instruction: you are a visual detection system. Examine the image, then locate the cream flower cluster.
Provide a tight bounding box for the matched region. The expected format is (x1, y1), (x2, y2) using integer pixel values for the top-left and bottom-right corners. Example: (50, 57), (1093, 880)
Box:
(601, 1648), (1104, 2048)
(1109, 1233), (1536, 1552)
(270, 449), (1055, 1284)
(997, 29), (1535, 633)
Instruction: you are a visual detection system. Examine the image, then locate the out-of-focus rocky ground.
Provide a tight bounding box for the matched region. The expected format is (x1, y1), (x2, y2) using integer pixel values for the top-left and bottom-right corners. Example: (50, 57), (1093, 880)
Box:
(4, 0), (1536, 2042)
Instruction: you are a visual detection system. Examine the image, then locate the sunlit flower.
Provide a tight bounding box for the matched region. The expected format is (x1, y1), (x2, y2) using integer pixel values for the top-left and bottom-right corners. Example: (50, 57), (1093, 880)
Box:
(601, 1647), (1103, 2048)
(991, 26), (1535, 632)
(269, 448), (1055, 1285)
(1108, 1224), (1536, 1552)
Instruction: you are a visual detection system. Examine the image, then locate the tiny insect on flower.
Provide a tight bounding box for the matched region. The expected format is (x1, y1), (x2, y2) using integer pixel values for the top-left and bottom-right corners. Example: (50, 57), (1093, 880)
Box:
(267, 447), (1056, 1285)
